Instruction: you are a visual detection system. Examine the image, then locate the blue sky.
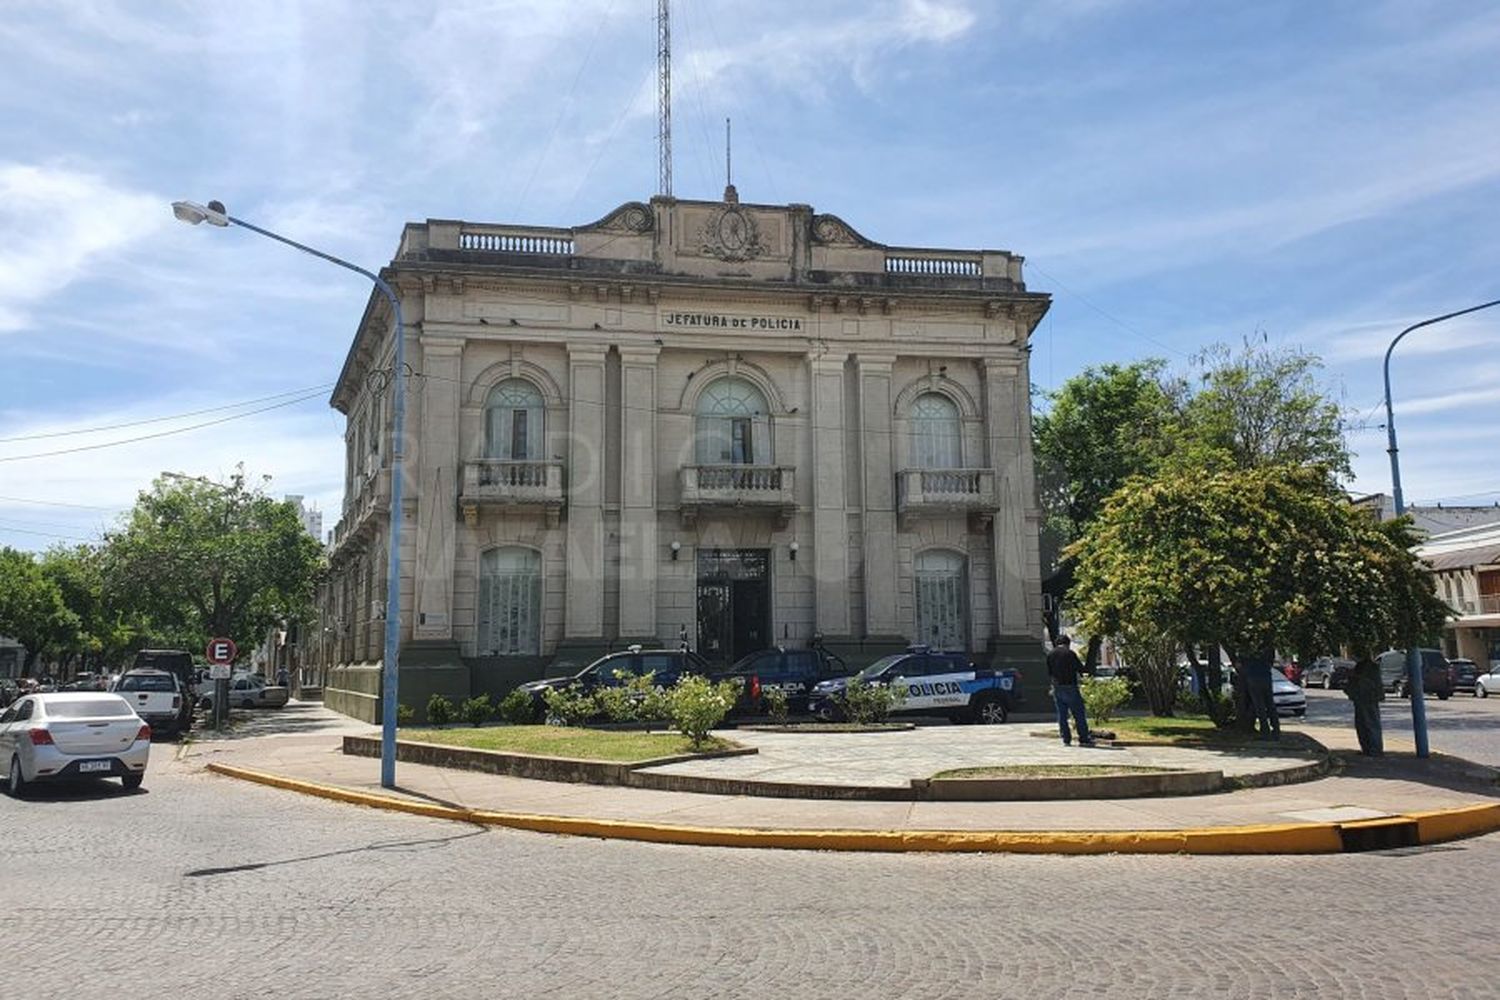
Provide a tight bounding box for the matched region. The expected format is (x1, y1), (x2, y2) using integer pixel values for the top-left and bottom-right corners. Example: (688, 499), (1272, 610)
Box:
(2, 0), (1498, 552)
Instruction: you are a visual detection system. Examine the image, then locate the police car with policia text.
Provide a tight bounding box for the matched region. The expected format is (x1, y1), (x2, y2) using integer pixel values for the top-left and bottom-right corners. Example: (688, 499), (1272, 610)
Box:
(807, 647), (1024, 724)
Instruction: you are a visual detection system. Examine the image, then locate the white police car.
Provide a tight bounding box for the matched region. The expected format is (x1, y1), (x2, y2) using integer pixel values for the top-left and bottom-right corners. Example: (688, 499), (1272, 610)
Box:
(807, 648), (1024, 724)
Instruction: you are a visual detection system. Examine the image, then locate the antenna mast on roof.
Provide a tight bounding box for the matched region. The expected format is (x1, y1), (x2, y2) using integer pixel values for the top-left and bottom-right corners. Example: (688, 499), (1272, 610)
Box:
(657, 0), (672, 198)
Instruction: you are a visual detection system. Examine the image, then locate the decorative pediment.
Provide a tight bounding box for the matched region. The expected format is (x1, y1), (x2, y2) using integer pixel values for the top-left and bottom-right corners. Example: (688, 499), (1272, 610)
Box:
(698, 203), (766, 263)
(584, 201), (654, 234)
(811, 213), (879, 248)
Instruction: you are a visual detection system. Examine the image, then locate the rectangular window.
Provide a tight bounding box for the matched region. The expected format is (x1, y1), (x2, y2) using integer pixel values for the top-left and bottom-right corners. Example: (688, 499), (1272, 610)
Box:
(510, 409), (529, 460)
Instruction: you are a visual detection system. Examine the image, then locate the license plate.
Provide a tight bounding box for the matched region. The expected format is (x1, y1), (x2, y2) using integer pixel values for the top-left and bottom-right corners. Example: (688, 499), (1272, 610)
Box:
(78, 760), (112, 774)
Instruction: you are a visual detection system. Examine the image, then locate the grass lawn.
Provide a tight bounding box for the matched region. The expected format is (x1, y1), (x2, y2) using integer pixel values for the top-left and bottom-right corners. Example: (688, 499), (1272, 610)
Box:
(934, 764), (1175, 779)
(400, 725), (733, 762)
(1102, 714), (1321, 752)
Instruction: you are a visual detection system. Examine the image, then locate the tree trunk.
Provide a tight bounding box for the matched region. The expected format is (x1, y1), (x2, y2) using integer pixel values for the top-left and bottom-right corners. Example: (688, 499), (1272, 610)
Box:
(1085, 634), (1103, 669)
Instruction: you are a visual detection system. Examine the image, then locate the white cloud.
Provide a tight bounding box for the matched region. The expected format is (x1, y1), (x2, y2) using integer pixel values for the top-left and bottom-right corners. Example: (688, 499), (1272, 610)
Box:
(1316, 314), (1500, 363)
(0, 164), (165, 332)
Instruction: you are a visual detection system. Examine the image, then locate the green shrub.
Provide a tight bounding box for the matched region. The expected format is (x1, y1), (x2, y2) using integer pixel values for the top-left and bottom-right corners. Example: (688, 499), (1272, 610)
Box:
(762, 686), (789, 725)
(1080, 676), (1131, 723)
(542, 685), (597, 727)
(396, 703), (415, 727)
(667, 674), (738, 748)
(625, 672), (671, 724)
(498, 688), (537, 725)
(425, 694), (455, 727)
(838, 678), (905, 724)
(460, 694), (493, 727)
(595, 670), (642, 723)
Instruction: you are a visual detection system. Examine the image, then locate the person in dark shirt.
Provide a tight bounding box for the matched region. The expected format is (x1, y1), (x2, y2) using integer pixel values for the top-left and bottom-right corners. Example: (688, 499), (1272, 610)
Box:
(1046, 635), (1095, 746)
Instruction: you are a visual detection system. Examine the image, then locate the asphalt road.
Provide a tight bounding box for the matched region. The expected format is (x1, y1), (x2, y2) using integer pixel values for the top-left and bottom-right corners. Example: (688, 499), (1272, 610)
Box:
(1300, 684), (1500, 765)
(4, 741), (1500, 999)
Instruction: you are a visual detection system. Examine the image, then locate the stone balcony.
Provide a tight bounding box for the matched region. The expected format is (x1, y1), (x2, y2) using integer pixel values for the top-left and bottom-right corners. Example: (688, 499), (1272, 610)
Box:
(680, 464), (796, 528)
(331, 467), (391, 556)
(896, 468), (998, 528)
(460, 459), (565, 526)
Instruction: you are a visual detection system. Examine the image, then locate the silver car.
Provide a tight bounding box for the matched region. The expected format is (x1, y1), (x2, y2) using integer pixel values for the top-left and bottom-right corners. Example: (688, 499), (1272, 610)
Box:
(196, 673), (290, 711)
(0, 693), (151, 795)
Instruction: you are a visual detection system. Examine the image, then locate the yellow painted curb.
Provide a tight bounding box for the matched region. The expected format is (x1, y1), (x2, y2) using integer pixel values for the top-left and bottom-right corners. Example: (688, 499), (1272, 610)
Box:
(205, 762), (1366, 855)
(1406, 802), (1500, 845)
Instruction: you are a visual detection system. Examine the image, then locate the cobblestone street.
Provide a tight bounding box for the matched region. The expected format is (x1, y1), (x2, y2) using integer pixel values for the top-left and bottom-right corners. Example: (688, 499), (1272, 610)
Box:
(3, 746), (1498, 1000)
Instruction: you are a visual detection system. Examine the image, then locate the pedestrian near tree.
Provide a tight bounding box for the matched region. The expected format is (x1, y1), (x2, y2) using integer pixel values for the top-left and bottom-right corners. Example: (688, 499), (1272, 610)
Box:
(1046, 635), (1096, 747)
(1345, 655), (1384, 756)
(1242, 652), (1280, 741)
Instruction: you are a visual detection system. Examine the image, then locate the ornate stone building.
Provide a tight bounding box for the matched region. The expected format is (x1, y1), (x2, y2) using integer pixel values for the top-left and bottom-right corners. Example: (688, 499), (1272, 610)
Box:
(319, 193), (1051, 721)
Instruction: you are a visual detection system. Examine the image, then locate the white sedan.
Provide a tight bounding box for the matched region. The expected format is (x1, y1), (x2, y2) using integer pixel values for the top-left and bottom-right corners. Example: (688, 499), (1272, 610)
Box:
(1270, 669), (1307, 717)
(0, 692), (151, 795)
(1476, 665), (1500, 698)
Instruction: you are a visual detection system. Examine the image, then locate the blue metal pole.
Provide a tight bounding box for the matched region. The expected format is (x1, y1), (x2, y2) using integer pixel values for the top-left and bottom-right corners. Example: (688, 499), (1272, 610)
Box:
(1383, 296), (1500, 760)
(223, 215), (406, 789)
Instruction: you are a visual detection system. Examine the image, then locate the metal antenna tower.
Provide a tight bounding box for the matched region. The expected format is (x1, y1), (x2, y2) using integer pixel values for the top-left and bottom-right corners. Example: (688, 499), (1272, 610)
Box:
(657, 0), (672, 197)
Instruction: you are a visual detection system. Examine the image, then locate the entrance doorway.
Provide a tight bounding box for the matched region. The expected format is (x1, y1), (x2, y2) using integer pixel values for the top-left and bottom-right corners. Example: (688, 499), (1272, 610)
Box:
(696, 548), (770, 664)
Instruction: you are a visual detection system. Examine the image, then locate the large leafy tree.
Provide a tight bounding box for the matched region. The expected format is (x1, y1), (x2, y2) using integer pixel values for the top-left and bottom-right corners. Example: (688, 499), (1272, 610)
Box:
(0, 546), (79, 675)
(1068, 465), (1449, 716)
(37, 544), (150, 671)
(1176, 338), (1351, 478)
(101, 471), (323, 652)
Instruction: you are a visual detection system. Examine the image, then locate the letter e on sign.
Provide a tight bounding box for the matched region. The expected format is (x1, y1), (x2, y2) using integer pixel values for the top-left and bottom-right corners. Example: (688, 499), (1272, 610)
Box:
(206, 637), (238, 666)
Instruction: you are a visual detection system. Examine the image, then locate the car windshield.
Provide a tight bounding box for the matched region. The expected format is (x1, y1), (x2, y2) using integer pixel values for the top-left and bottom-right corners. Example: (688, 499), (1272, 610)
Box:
(45, 696), (134, 719)
(119, 674), (175, 692)
(856, 655), (904, 681)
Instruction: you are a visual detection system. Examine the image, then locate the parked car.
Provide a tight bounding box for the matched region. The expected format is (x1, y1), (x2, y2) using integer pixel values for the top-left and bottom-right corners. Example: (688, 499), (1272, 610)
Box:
(113, 669), (186, 737)
(0, 678), (19, 708)
(0, 692), (151, 795)
(515, 646), (712, 719)
(1450, 658), (1479, 695)
(1278, 661), (1303, 686)
(807, 648), (1024, 724)
(1302, 657), (1355, 690)
(1474, 663), (1500, 698)
(714, 646), (846, 716)
(1376, 648), (1455, 700)
(197, 672), (289, 711)
(1269, 668), (1307, 717)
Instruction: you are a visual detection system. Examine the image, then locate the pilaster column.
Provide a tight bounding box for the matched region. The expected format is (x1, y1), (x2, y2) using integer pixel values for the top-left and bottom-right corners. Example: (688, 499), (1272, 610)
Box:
(565, 345), (608, 639)
(808, 352), (850, 636)
(412, 338), (461, 640)
(618, 345), (660, 638)
(855, 353), (900, 637)
(982, 356), (1035, 636)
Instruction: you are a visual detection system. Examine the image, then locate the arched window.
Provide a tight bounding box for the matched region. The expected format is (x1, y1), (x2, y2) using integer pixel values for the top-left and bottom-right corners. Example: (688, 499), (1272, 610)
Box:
(696, 377), (771, 465)
(485, 379), (544, 460)
(477, 547), (542, 656)
(910, 392), (961, 468)
(914, 549), (968, 651)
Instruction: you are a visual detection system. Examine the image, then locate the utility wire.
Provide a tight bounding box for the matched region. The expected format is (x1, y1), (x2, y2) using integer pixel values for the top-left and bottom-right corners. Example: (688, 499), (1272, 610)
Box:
(0, 495), (122, 511)
(0, 523), (97, 542)
(0, 383), (334, 443)
(1024, 260), (1190, 359)
(0, 389), (329, 464)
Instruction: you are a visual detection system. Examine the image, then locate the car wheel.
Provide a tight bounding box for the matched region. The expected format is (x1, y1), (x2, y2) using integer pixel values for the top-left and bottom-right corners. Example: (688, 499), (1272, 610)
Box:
(1323, 675), (1332, 690)
(972, 696), (1008, 725)
(1479, 685), (1488, 699)
(121, 773), (144, 791)
(1437, 691), (1451, 701)
(7, 756), (25, 798)
(199, 697), (213, 710)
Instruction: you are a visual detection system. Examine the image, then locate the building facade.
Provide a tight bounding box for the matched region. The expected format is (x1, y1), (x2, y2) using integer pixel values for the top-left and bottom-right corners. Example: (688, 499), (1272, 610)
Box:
(317, 194), (1051, 721)
(1418, 523), (1500, 669)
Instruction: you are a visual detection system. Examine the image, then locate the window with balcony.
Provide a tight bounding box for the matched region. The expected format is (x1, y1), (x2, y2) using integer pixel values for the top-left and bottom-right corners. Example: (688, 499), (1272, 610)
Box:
(696, 377), (770, 465)
(914, 549), (968, 651)
(485, 379), (544, 460)
(910, 392), (961, 468)
(478, 546), (542, 656)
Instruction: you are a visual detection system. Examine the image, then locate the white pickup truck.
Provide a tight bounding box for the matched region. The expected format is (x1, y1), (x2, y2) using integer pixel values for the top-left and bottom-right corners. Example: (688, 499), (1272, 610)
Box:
(112, 670), (185, 736)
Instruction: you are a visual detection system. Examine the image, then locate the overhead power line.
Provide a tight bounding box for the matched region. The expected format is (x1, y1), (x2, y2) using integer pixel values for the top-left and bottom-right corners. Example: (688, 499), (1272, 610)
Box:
(0, 383), (334, 443)
(0, 495), (122, 511)
(0, 389), (329, 464)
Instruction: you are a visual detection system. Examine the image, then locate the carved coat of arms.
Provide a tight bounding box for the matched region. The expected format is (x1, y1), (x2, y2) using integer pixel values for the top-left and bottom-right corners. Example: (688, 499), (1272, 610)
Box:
(700, 205), (765, 262)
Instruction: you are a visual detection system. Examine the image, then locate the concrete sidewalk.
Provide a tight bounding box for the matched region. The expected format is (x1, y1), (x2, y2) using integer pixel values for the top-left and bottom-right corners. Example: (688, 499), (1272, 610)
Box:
(177, 713), (1500, 853)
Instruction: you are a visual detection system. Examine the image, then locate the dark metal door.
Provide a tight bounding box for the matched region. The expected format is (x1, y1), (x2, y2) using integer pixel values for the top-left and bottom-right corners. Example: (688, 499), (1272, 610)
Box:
(696, 549), (770, 665)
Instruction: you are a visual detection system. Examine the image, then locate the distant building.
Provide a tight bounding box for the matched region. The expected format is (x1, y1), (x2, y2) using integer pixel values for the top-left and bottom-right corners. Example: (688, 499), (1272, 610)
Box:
(0, 636), (22, 679)
(1353, 492), (1500, 537)
(1417, 523), (1500, 669)
(285, 494), (324, 544)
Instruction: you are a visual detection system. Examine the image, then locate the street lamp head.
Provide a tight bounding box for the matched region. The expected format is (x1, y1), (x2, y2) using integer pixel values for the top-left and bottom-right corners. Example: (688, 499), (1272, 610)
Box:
(171, 199), (229, 227)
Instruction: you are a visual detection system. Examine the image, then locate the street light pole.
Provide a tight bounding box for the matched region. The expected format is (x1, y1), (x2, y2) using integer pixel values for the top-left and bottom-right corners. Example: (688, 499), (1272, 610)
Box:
(1382, 295), (1500, 759)
(172, 200), (406, 789)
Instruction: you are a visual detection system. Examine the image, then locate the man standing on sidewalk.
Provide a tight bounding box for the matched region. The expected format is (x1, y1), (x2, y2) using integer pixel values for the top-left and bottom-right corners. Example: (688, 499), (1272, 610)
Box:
(1047, 635), (1096, 747)
(1345, 655), (1384, 756)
